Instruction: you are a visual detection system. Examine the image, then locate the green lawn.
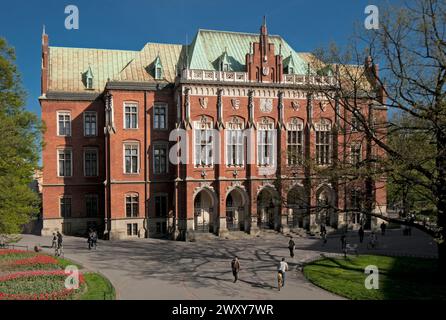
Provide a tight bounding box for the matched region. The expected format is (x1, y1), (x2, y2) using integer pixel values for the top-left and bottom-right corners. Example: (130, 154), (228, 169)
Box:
(80, 273), (116, 300)
(303, 255), (446, 300)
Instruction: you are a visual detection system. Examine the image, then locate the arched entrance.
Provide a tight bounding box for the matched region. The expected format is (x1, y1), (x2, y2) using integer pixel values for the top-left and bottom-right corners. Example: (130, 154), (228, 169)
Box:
(194, 189), (217, 233)
(226, 188), (248, 232)
(316, 185), (336, 228)
(287, 186), (307, 229)
(257, 187), (279, 230)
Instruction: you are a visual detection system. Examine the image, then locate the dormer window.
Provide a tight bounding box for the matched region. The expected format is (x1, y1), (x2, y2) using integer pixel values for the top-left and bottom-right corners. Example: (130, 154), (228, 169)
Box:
(222, 63), (229, 72)
(219, 49), (231, 72)
(84, 66), (94, 90)
(153, 55), (163, 80)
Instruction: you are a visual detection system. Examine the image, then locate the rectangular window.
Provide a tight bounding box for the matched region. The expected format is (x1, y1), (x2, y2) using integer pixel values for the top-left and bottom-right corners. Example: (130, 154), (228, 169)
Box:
(351, 144), (362, 165)
(60, 197), (72, 218)
(85, 195), (98, 217)
(194, 122), (213, 167)
(124, 144), (139, 174)
(226, 129), (244, 166)
(155, 195), (167, 218)
(84, 149), (98, 177)
(58, 112), (71, 136)
(124, 103), (138, 129)
(153, 145), (168, 174)
(287, 129), (303, 165)
(58, 149), (72, 177)
(153, 104), (167, 129)
(257, 127), (274, 166)
(316, 131), (331, 165)
(84, 112), (97, 136)
(126, 224), (138, 236)
(126, 195), (139, 218)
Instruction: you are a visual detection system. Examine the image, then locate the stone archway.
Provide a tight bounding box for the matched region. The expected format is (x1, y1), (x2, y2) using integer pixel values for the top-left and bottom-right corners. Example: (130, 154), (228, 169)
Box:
(225, 187), (249, 232)
(287, 185), (307, 229)
(194, 188), (218, 233)
(257, 187), (280, 230)
(316, 185), (336, 228)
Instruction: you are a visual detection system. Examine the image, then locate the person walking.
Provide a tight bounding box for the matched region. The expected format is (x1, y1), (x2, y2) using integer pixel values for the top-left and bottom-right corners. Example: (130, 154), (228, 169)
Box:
(277, 258), (289, 287)
(358, 226), (365, 243)
(321, 229), (327, 245)
(380, 222), (386, 236)
(288, 237), (295, 258)
(51, 233), (57, 248)
(56, 231), (63, 256)
(91, 230), (98, 250)
(231, 256), (240, 283)
(340, 234), (347, 251)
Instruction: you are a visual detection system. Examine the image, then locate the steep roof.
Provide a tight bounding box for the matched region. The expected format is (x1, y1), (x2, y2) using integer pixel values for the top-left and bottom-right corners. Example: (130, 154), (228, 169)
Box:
(46, 29), (319, 94)
(117, 43), (185, 83)
(48, 47), (137, 93)
(188, 29), (310, 74)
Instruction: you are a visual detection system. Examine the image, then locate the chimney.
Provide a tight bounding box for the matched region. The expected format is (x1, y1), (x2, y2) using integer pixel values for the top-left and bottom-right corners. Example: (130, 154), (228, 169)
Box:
(41, 26), (49, 96)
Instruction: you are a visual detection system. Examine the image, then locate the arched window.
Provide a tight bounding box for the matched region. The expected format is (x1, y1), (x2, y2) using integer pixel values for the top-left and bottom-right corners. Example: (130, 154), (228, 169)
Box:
(194, 117), (214, 167)
(257, 118), (275, 167)
(287, 118), (304, 165)
(226, 117), (244, 167)
(315, 119), (332, 165)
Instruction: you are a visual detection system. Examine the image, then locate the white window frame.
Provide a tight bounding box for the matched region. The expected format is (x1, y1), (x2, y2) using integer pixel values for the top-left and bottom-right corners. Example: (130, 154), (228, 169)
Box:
(84, 148), (99, 177)
(257, 120), (275, 167)
(123, 102), (139, 129)
(57, 148), (73, 177)
(287, 118), (304, 166)
(57, 111), (71, 137)
(125, 193), (139, 218)
(155, 67), (162, 80)
(123, 142), (140, 174)
(153, 103), (168, 130)
(350, 143), (362, 165)
(153, 143), (169, 174)
(194, 119), (214, 167)
(83, 111), (97, 137)
(226, 118), (244, 167)
(315, 120), (332, 165)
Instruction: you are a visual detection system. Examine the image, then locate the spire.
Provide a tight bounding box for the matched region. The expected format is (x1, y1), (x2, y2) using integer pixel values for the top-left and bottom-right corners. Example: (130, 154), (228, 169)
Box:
(260, 15), (268, 35)
(42, 25), (46, 36)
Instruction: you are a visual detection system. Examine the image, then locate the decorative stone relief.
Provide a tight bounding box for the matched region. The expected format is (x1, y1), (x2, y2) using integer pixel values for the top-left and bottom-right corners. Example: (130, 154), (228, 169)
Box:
(291, 101), (300, 111)
(231, 98), (240, 110)
(199, 97), (208, 109)
(260, 98), (273, 113)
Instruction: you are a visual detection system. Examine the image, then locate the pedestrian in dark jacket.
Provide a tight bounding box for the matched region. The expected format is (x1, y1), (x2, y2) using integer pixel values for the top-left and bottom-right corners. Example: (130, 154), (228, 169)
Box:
(340, 234), (347, 250)
(288, 237), (295, 258)
(231, 257), (240, 283)
(358, 226), (365, 243)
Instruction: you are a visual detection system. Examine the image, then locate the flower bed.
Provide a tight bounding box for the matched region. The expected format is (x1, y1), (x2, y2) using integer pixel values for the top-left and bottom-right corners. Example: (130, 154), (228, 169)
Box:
(0, 270), (85, 300)
(0, 250), (61, 271)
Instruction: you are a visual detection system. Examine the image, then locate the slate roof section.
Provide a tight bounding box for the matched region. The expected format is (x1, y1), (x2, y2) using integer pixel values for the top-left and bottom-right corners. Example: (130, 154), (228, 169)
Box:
(46, 29), (322, 93)
(48, 47), (137, 93)
(188, 29), (310, 74)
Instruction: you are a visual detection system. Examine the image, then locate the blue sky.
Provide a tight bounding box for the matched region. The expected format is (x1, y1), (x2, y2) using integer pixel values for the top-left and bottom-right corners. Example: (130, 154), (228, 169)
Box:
(0, 0), (376, 117)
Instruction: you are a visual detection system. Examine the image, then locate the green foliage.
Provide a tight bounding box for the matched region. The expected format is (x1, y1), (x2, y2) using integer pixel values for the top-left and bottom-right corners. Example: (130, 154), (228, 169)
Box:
(0, 37), (42, 234)
(80, 273), (116, 300)
(304, 255), (446, 300)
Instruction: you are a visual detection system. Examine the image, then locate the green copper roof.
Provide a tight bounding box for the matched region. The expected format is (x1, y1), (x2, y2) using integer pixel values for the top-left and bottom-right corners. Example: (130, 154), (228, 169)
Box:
(188, 29), (310, 74)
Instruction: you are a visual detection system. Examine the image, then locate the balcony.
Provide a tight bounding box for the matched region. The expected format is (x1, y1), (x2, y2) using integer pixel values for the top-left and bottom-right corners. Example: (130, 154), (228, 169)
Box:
(181, 69), (337, 86)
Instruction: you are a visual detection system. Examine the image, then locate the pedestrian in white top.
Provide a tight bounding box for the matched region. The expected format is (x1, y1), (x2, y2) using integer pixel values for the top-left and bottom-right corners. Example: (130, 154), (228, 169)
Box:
(277, 258), (289, 287)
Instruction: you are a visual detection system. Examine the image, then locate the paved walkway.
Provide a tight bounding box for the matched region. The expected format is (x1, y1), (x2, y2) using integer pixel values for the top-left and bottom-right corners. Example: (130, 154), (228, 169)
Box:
(15, 228), (437, 300)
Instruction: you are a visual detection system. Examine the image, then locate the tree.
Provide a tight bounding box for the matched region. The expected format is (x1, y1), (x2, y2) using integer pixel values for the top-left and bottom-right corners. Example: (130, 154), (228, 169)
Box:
(0, 37), (42, 235)
(309, 0), (446, 267)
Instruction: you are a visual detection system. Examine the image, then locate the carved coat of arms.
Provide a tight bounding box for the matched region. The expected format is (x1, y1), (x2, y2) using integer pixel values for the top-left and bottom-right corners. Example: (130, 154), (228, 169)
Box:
(199, 97), (208, 109)
(260, 98), (273, 113)
(231, 99), (240, 110)
(291, 101), (300, 111)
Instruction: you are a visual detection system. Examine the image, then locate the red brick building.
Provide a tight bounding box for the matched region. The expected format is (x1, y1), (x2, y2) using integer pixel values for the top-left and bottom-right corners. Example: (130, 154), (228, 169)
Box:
(40, 21), (387, 240)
